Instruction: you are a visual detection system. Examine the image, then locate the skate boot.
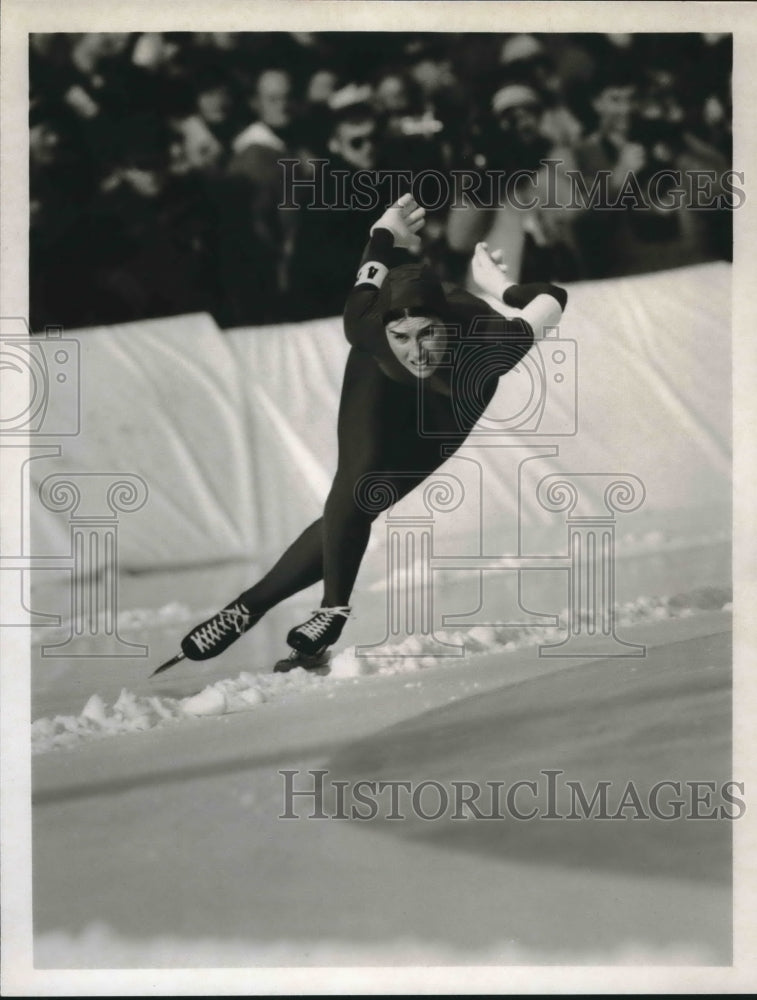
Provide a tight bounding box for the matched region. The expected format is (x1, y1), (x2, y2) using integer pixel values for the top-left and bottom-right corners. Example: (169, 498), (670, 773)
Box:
(286, 606), (351, 656)
(180, 598), (263, 661)
(273, 648), (332, 673)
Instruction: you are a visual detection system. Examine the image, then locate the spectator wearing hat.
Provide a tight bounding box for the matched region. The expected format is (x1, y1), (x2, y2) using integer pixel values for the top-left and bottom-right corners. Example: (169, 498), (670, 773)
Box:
(446, 81), (581, 287)
(498, 34), (583, 149)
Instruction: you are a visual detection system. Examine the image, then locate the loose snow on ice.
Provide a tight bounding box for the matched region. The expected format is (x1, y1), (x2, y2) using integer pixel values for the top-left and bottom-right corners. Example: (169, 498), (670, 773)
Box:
(31, 586), (731, 755)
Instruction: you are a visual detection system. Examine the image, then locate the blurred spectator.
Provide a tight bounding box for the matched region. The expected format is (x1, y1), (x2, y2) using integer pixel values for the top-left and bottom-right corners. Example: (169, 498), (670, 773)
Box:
(228, 68), (299, 322)
(48, 32), (165, 180)
(193, 64), (244, 153)
(83, 114), (219, 325)
(373, 68), (447, 175)
(407, 44), (457, 111)
(370, 67), (452, 266)
(542, 33), (598, 104)
(691, 34), (732, 160)
(28, 31), (733, 331)
(572, 68), (649, 277)
(374, 68), (427, 120)
(447, 82), (581, 284)
(128, 33), (197, 124)
(62, 33), (150, 123)
(498, 34), (583, 149)
(286, 88), (381, 320)
(131, 32), (182, 72)
(406, 38), (470, 159)
(574, 68), (638, 184)
(172, 115), (225, 175)
(490, 82), (581, 281)
(573, 66), (729, 277)
(488, 82), (553, 172)
(306, 67), (341, 107)
(232, 67), (295, 155)
(327, 85), (378, 171)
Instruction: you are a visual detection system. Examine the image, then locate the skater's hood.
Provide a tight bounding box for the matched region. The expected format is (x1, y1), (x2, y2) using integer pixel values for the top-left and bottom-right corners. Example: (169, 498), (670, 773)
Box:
(376, 262), (448, 324)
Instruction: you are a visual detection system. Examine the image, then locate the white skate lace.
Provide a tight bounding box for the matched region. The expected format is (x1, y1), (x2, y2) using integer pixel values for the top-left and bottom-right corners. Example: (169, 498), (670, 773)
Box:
(190, 603), (252, 653)
(296, 606), (351, 643)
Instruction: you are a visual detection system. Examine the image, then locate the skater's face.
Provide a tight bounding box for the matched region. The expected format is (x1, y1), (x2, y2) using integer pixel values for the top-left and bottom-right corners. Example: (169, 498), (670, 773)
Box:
(386, 313), (446, 378)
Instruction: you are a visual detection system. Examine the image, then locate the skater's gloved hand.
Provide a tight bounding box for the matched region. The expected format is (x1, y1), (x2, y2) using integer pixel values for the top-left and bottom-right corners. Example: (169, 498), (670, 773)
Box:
(471, 242), (514, 300)
(370, 193), (426, 253)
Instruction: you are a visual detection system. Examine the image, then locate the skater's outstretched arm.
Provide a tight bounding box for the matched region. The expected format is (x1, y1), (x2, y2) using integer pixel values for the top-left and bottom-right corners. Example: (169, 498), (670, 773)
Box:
(470, 241), (568, 338)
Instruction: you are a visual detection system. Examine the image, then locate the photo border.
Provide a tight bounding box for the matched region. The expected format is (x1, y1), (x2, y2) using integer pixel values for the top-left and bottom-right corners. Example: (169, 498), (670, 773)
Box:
(2, 1), (755, 994)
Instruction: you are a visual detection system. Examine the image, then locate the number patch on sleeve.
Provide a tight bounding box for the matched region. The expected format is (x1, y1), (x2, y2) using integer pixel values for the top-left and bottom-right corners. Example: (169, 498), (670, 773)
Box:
(355, 261), (389, 288)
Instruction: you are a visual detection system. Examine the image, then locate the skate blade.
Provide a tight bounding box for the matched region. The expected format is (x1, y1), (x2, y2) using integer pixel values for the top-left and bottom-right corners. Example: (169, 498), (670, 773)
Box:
(150, 651), (186, 677)
(273, 649), (331, 674)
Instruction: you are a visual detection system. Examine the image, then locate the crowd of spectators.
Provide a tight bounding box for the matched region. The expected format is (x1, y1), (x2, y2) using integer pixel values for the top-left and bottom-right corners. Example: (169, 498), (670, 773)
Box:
(30, 31), (733, 331)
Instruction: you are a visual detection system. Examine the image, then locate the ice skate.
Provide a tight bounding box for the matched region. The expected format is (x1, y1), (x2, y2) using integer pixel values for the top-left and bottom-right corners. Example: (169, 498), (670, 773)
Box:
(286, 606), (351, 656)
(150, 598), (264, 676)
(181, 599), (263, 660)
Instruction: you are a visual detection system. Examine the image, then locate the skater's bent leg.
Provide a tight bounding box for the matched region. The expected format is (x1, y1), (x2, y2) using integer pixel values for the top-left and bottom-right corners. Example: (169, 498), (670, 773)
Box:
(321, 481), (374, 607)
(240, 518), (324, 613)
(321, 462), (441, 606)
(239, 349), (387, 614)
(320, 348), (390, 607)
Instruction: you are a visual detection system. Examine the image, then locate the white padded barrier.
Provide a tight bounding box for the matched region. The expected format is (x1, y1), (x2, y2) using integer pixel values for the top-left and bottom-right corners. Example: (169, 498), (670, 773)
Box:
(26, 263), (730, 581)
